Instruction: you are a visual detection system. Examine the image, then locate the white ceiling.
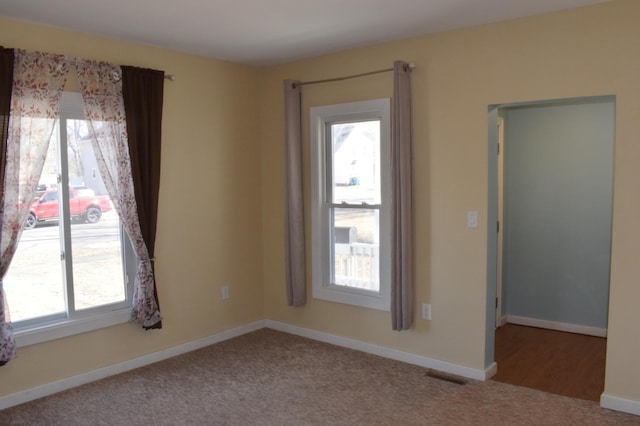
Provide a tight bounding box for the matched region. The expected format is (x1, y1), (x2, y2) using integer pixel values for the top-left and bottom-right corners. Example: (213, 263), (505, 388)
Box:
(0, 0), (609, 67)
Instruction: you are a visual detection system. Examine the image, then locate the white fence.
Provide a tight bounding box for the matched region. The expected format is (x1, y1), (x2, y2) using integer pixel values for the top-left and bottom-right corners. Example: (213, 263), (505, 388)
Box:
(334, 242), (379, 291)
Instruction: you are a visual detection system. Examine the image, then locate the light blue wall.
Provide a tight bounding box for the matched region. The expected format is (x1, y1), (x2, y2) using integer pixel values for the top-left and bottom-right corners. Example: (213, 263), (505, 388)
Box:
(503, 99), (614, 329)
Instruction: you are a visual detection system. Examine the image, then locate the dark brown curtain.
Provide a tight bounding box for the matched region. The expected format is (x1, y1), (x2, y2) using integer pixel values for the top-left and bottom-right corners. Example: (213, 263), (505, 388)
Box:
(121, 66), (164, 329)
(0, 46), (14, 366)
(0, 47), (13, 209)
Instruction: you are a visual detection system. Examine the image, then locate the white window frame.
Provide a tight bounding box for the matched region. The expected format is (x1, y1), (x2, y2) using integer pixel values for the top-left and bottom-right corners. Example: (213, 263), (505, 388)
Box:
(310, 98), (391, 311)
(11, 92), (135, 347)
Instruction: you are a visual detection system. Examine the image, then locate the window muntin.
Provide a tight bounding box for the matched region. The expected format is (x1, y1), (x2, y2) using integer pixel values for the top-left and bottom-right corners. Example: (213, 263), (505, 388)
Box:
(4, 92), (132, 343)
(310, 99), (390, 311)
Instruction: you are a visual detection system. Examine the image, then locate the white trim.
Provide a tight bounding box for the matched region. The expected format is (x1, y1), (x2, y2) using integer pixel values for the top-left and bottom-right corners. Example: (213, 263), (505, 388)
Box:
(265, 320), (493, 381)
(506, 315), (607, 337)
(499, 315), (508, 327)
(15, 309), (131, 348)
(496, 116), (505, 328)
(309, 99), (391, 312)
(0, 320), (265, 410)
(485, 361), (498, 379)
(601, 394), (640, 416)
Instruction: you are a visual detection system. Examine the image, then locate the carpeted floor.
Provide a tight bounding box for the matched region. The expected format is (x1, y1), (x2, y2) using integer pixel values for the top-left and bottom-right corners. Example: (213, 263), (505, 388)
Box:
(1, 328), (638, 425)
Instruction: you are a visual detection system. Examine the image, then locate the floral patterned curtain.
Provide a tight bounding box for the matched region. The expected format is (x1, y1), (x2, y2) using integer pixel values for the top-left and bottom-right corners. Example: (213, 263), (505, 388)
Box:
(0, 46), (15, 366)
(0, 50), (69, 364)
(74, 60), (161, 328)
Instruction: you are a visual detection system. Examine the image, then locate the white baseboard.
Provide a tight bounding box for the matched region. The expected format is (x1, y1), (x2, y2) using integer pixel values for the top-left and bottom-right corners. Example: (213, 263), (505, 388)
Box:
(506, 315), (607, 337)
(601, 394), (640, 416)
(264, 320), (494, 381)
(0, 320), (266, 411)
(485, 361), (498, 379)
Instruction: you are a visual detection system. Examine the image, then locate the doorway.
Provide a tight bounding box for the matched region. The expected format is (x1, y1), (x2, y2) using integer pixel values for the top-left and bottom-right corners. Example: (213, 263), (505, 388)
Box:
(487, 96), (615, 398)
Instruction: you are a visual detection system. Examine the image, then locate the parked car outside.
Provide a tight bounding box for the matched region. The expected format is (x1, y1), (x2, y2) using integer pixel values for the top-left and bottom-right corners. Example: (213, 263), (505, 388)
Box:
(24, 187), (112, 230)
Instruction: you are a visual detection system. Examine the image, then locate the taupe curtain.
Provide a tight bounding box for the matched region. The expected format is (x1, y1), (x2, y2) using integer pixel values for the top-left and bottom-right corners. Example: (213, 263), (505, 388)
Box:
(284, 80), (306, 307)
(121, 66), (164, 329)
(391, 61), (414, 330)
(0, 46), (14, 366)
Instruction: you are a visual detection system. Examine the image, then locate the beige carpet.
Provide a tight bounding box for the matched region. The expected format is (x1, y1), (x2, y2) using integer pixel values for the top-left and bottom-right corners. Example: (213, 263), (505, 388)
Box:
(1, 329), (638, 425)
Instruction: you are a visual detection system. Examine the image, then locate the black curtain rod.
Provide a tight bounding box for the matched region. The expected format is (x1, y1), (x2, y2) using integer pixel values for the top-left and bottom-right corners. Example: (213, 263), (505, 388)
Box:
(293, 62), (415, 88)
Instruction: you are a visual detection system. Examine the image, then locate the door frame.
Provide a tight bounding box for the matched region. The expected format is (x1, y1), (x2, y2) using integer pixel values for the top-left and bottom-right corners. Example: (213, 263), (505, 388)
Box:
(496, 116), (504, 328)
(486, 96), (616, 369)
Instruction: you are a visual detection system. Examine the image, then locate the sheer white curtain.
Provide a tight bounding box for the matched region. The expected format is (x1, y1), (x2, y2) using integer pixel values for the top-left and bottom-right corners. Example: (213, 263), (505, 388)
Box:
(74, 60), (161, 328)
(0, 50), (69, 364)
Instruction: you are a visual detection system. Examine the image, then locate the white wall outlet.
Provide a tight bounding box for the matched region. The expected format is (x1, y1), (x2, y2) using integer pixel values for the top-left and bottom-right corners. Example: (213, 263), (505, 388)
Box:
(221, 286), (229, 300)
(421, 303), (432, 320)
(467, 210), (478, 228)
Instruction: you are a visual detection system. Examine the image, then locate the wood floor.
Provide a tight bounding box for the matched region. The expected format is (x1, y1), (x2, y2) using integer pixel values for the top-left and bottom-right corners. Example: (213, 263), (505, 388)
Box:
(492, 323), (606, 402)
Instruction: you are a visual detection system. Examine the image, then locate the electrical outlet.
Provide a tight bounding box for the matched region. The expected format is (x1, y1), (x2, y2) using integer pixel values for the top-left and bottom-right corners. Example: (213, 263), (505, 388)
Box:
(421, 303), (432, 320)
(221, 286), (229, 300)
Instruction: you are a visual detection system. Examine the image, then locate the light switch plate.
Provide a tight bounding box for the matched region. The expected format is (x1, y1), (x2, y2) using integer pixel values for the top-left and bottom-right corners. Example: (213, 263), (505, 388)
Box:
(421, 303), (431, 320)
(467, 211), (478, 228)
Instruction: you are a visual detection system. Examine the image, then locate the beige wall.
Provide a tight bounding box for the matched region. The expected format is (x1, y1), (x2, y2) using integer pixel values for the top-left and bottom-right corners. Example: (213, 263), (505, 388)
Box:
(260, 0), (640, 403)
(0, 19), (264, 396)
(1, 0), (640, 409)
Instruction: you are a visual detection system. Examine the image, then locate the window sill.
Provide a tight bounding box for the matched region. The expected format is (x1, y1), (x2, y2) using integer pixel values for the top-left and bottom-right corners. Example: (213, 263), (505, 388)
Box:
(314, 285), (390, 311)
(14, 309), (131, 348)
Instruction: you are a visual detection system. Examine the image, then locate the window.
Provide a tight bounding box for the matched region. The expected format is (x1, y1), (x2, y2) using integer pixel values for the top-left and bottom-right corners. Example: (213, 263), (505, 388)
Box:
(310, 99), (391, 310)
(4, 92), (134, 346)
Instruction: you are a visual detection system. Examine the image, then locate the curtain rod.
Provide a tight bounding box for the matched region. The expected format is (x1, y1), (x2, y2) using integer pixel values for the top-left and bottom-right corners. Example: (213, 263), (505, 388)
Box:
(293, 62), (415, 88)
(164, 74), (175, 81)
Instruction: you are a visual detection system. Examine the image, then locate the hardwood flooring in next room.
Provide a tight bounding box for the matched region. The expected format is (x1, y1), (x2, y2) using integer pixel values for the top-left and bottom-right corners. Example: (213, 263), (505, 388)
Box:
(492, 323), (607, 402)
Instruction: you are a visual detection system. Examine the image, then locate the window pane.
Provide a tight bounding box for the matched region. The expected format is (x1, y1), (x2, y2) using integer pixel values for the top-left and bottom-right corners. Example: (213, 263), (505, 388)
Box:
(4, 126), (66, 323)
(331, 208), (379, 292)
(330, 121), (380, 205)
(67, 119), (125, 310)
(4, 117), (126, 325)
(70, 215), (125, 310)
(4, 231), (66, 322)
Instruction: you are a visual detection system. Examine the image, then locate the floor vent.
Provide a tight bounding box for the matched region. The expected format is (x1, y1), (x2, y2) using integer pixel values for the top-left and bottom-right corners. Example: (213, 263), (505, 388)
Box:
(425, 371), (468, 385)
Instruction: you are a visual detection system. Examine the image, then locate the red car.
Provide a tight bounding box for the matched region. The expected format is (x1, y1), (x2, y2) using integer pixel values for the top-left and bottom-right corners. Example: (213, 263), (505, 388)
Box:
(25, 187), (112, 230)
